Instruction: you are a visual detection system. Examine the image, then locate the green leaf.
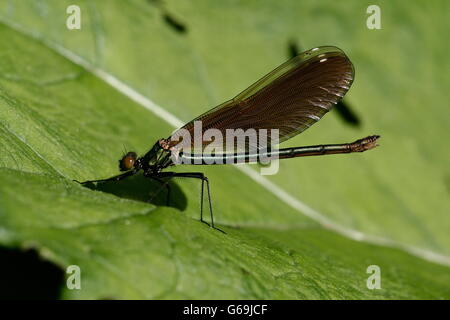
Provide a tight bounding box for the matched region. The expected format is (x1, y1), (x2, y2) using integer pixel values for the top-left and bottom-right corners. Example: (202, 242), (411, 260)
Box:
(2, 170), (450, 299)
(0, 0), (449, 299)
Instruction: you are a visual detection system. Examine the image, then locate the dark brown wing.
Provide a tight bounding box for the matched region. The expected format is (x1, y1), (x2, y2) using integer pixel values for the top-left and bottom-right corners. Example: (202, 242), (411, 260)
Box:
(169, 46), (354, 153)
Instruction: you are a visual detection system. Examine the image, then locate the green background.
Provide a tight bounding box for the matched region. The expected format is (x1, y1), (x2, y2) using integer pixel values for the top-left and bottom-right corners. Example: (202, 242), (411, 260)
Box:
(0, 0), (448, 299)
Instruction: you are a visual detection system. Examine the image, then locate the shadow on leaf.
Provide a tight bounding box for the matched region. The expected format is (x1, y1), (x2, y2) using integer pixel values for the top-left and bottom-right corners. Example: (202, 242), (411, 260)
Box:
(83, 173), (188, 211)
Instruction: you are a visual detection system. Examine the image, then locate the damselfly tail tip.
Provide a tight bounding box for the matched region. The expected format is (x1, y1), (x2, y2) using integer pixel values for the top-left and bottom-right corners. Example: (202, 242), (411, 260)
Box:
(351, 135), (380, 152)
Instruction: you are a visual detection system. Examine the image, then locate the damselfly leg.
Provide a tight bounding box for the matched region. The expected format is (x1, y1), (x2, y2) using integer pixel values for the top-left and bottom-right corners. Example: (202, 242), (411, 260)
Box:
(146, 176), (172, 206)
(75, 170), (138, 186)
(150, 171), (223, 233)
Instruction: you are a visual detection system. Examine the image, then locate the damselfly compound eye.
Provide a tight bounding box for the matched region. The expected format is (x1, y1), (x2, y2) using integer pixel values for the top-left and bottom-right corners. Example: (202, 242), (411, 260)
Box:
(119, 152), (137, 171)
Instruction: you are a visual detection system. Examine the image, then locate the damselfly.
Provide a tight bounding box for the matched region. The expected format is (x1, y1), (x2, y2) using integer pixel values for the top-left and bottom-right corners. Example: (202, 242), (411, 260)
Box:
(79, 46), (380, 231)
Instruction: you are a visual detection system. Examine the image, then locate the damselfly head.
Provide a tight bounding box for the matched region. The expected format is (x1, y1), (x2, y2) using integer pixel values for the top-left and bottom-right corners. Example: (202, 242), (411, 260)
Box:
(119, 152), (137, 171)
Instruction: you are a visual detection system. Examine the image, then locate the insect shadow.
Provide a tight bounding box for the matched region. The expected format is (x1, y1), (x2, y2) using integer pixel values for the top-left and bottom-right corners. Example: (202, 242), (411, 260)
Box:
(83, 173), (188, 211)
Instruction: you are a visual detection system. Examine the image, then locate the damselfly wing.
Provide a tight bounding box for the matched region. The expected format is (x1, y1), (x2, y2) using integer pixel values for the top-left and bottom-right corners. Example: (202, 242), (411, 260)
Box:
(169, 46), (354, 154)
